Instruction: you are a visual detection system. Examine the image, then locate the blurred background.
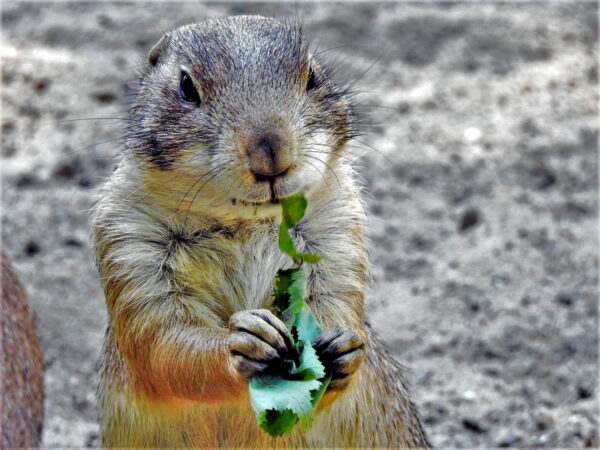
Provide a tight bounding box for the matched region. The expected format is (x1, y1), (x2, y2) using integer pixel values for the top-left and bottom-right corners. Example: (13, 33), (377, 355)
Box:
(1, 1), (598, 447)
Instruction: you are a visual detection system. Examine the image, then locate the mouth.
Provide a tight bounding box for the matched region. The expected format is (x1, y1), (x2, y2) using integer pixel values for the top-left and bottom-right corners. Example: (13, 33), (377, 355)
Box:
(231, 178), (280, 207)
(231, 196), (280, 207)
(231, 173), (286, 207)
(230, 166), (308, 209)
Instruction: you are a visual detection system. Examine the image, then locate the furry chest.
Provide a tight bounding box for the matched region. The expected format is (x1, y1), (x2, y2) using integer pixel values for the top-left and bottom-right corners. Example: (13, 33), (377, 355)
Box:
(171, 227), (291, 322)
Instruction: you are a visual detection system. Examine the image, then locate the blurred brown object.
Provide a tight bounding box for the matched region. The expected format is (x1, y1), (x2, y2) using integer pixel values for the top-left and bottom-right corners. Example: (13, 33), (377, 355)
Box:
(1, 252), (44, 448)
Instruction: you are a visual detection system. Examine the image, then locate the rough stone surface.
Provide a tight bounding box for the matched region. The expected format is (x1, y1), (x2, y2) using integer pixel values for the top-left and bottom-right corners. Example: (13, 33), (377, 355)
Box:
(1, 2), (598, 447)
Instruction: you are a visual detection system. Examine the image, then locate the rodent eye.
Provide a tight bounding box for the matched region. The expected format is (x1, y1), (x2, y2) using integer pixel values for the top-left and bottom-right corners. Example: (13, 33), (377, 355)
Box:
(180, 71), (200, 103)
(306, 67), (317, 92)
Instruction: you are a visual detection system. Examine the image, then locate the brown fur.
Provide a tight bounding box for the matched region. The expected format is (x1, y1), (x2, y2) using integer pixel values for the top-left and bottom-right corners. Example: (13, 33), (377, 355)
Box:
(94, 15), (429, 448)
(1, 253), (44, 448)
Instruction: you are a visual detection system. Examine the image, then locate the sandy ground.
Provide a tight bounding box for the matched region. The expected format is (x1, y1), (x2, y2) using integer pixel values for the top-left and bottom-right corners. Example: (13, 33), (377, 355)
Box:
(1, 1), (598, 448)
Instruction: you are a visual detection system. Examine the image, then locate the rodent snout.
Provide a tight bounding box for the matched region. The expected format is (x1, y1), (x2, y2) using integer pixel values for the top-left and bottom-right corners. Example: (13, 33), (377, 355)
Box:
(246, 131), (293, 179)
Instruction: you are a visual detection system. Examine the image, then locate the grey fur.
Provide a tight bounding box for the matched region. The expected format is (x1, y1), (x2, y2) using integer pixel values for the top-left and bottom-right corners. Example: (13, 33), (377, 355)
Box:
(93, 15), (430, 447)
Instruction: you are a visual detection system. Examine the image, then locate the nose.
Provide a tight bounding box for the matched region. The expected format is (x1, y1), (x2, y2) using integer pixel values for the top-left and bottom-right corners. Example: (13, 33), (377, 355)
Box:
(247, 131), (292, 179)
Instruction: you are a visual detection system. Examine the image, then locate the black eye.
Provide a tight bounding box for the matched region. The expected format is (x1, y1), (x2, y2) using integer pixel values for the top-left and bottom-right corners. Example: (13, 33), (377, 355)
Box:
(180, 71), (200, 103)
(306, 67), (317, 91)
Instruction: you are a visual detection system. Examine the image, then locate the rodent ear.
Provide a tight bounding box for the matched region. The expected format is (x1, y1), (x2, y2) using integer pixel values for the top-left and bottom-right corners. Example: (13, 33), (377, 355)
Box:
(147, 34), (170, 68)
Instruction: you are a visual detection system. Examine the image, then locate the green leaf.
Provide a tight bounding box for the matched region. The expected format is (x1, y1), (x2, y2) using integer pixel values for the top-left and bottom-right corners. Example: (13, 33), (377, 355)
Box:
(250, 376), (321, 417)
(280, 195), (307, 228)
(272, 269), (294, 316)
(257, 409), (298, 437)
(301, 376), (331, 431)
(292, 341), (325, 380)
(296, 253), (322, 264)
(295, 305), (322, 344)
(278, 269), (306, 328)
(278, 195), (322, 264)
(249, 194), (329, 438)
(250, 268), (328, 437)
(250, 375), (322, 437)
(278, 223), (297, 260)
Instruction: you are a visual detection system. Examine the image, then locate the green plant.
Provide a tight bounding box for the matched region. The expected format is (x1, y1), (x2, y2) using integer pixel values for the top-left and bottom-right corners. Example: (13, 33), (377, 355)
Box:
(249, 195), (330, 437)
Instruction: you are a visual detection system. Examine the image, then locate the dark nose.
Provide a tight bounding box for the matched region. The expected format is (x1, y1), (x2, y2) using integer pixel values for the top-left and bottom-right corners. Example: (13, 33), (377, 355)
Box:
(247, 132), (292, 178)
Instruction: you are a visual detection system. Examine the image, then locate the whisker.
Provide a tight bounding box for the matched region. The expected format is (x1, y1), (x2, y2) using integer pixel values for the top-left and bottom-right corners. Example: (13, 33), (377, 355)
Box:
(351, 138), (392, 163)
(302, 154), (341, 188)
(183, 166), (232, 224)
(121, 156), (232, 205)
(305, 143), (371, 161)
(345, 45), (392, 92)
(134, 164), (212, 203)
(41, 117), (129, 126)
(63, 135), (126, 158)
(177, 160), (233, 213)
(301, 157), (329, 187)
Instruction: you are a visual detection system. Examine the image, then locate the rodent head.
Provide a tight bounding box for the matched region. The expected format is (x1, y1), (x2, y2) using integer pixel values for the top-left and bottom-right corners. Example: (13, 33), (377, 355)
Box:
(128, 16), (357, 219)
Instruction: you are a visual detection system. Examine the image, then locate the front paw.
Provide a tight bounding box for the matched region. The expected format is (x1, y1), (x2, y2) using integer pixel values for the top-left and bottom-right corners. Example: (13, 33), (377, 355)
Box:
(312, 327), (365, 391)
(228, 309), (293, 379)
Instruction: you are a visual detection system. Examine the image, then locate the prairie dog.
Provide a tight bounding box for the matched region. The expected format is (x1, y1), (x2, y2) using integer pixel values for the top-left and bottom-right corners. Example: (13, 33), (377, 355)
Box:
(93, 15), (429, 447)
(1, 253), (44, 448)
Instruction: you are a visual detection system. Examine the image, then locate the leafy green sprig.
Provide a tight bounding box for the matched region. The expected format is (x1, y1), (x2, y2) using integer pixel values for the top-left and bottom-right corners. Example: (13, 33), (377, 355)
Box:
(249, 195), (330, 437)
